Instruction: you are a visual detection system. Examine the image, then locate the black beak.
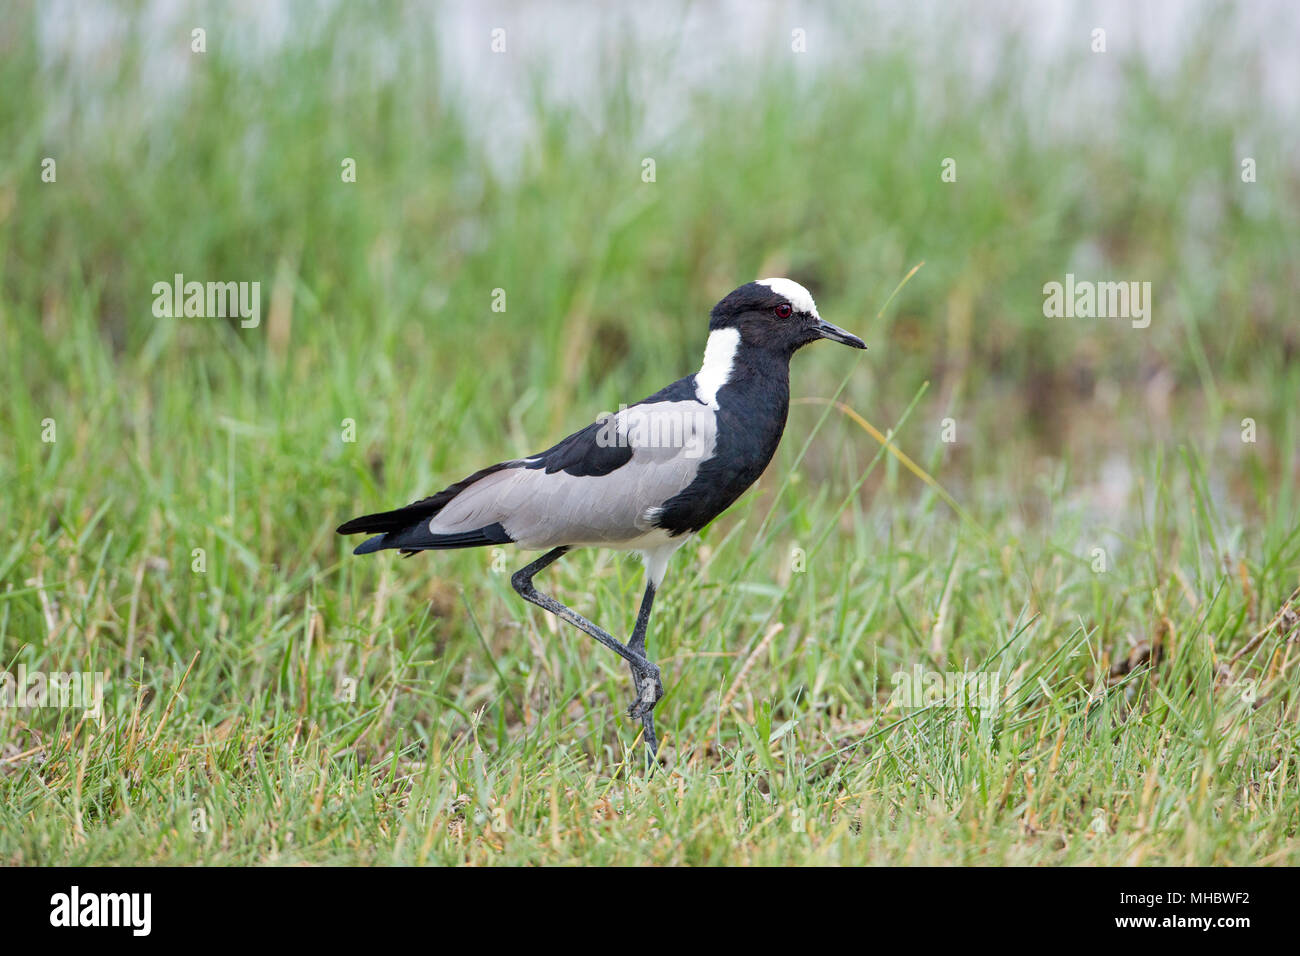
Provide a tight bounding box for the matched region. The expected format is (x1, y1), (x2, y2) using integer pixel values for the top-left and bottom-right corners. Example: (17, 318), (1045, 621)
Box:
(814, 319), (867, 349)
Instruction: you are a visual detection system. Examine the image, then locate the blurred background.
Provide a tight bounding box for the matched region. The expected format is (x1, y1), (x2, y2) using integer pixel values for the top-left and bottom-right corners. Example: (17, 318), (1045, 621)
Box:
(6, 0), (1296, 534)
(1, 0), (1298, 863)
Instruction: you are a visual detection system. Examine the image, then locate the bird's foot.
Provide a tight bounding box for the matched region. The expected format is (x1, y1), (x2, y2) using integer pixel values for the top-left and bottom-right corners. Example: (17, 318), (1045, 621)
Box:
(626, 662), (663, 721)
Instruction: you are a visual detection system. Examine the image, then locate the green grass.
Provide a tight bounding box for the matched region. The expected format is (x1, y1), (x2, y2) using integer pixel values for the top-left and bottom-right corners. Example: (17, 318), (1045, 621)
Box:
(1, 1), (1298, 865)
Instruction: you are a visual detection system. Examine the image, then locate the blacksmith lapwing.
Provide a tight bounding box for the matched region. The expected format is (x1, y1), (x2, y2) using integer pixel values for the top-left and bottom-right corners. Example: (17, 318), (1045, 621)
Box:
(338, 278), (866, 760)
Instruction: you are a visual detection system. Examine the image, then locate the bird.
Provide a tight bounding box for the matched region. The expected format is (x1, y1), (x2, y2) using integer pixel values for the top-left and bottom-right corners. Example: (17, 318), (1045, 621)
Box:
(338, 278), (866, 761)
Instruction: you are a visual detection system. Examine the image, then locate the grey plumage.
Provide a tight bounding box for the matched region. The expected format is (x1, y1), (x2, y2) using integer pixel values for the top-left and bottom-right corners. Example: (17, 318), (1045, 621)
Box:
(428, 400), (716, 550)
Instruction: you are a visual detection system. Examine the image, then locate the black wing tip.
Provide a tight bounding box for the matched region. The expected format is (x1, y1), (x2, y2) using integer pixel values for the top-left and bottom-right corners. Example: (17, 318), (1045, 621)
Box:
(337, 511), (399, 535)
(337, 509), (419, 537)
(343, 522), (513, 556)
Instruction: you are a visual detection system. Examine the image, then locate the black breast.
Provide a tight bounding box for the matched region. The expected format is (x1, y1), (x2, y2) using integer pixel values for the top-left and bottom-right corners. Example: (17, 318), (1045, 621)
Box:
(654, 351), (791, 536)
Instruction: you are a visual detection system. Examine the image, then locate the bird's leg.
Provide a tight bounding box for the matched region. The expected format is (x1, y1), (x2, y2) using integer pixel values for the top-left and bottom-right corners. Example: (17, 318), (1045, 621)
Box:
(625, 581), (663, 761)
(511, 548), (662, 757)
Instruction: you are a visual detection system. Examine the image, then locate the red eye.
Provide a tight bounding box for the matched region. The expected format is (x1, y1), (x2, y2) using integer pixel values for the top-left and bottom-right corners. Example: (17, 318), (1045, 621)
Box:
(775, 303), (792, 318)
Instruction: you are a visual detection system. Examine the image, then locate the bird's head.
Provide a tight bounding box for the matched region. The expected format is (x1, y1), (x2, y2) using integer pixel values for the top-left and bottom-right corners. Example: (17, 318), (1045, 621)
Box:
(708, 278), (866, 355)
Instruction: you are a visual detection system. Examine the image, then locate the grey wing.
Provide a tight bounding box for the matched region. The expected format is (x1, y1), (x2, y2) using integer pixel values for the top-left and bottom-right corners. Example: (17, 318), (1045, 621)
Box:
(428, 400), (717, 548)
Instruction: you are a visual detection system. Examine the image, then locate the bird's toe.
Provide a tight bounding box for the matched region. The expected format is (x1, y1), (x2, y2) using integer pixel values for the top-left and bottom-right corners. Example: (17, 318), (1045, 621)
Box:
(626, 664), (663, 720)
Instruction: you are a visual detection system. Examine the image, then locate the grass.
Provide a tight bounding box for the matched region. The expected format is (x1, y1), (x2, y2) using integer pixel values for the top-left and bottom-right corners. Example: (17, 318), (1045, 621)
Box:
(1, 1), (1298, 865)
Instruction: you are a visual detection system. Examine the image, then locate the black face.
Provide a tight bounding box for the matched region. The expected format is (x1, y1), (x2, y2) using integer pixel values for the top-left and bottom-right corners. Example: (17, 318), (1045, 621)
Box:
(708, 281), (867, 355)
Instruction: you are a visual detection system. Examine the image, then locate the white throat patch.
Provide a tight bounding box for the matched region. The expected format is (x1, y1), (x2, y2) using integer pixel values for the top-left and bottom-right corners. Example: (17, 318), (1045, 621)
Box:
(757, 277), (820, 319)
(695, 327), (740, 409)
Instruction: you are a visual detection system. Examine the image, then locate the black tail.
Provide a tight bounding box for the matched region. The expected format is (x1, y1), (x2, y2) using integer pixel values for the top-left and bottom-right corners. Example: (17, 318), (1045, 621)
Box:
(337, 462), (515, 556)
